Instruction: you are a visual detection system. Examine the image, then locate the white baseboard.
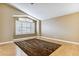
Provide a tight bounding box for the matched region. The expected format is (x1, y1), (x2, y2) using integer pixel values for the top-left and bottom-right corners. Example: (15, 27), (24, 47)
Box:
(0, 41), (13, 45)
(0, 36), (79, 45)
(14, 36), (37, 42)
(41, 36), (79, 45)
(0, 36), (37, 45)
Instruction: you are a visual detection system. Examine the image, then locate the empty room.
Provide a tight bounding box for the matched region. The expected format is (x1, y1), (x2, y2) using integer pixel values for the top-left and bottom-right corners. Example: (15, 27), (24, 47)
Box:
(0, 3), (79, 56)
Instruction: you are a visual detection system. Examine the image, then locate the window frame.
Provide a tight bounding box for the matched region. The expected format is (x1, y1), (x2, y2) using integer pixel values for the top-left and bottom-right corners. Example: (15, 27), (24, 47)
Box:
(14, 17), (37, 38)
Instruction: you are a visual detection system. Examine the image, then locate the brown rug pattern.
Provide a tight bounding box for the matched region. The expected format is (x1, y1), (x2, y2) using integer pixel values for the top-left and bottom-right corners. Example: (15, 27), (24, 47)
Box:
(15, 38), (61, 56)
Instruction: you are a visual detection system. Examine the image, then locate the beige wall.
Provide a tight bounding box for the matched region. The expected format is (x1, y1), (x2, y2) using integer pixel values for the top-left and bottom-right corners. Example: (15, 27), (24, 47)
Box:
(42, 12), (79, 42)
(0, 4), (26, 42)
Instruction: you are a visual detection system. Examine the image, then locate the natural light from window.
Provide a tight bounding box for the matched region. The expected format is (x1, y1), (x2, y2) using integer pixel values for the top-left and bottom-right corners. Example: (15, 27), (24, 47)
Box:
(15, 18), (35, 35)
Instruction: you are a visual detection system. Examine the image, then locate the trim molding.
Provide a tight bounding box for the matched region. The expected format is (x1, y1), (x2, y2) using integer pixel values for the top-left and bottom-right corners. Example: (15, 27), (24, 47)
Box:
(0, 36), (79, 45)
(41, 36), (79, 45)
(0, 41), (13, 45)
(0, 36), (37, 45)
(14, 36), (37, 42)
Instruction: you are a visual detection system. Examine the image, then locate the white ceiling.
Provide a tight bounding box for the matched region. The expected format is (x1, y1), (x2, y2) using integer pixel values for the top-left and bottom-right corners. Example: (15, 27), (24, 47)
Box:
(10, 3), (79, 20)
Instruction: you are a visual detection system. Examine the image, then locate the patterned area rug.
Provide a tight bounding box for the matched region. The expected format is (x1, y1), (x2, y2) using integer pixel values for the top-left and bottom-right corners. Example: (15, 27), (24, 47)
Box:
(15, 38), (61, 56)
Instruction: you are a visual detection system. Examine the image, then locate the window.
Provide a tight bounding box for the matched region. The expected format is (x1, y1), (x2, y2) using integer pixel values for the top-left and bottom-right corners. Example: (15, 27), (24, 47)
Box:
(15, 18), (35, 35)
